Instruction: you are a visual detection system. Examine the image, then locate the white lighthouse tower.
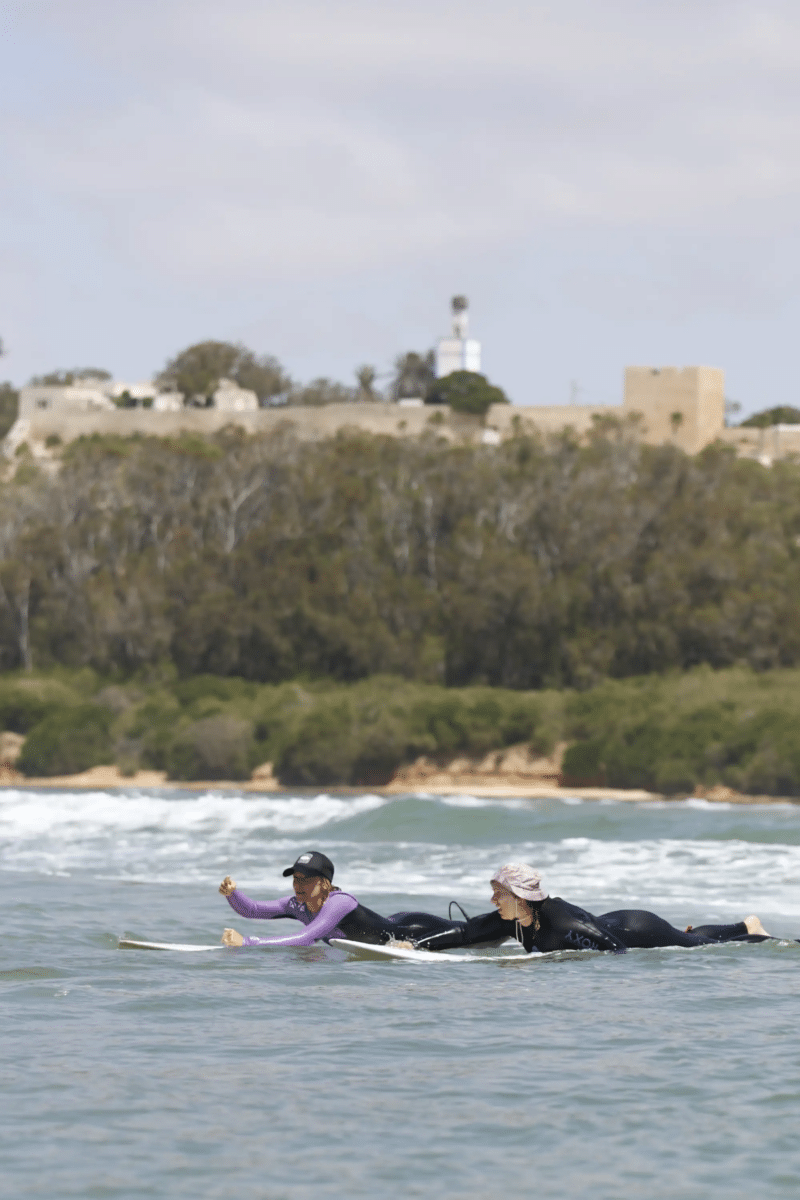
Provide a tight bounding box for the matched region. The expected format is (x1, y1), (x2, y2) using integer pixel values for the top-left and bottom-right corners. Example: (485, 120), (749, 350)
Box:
(435, 295), (481, 378)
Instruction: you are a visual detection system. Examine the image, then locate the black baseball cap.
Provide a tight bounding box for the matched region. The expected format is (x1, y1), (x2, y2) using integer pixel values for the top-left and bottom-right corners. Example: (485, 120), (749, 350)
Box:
(282, 851), (335, 882)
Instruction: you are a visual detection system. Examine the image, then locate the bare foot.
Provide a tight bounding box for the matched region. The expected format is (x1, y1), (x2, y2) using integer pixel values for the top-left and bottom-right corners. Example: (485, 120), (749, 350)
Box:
(744, 914), (772, 937)
(221, 927), (244, 946)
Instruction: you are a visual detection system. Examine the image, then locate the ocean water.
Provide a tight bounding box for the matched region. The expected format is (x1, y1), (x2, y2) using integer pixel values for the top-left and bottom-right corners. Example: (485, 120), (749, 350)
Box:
(2, 787), (800, 1200)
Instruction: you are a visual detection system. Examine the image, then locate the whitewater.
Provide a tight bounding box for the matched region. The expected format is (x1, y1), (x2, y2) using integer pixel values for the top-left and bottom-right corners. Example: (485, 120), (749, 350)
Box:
(2, 786), (800, 1199)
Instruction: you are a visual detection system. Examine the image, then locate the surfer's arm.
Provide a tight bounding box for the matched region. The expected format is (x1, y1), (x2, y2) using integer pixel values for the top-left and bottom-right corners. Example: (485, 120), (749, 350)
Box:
(240, 892), (359, 947)
(225, 890), (295, 920)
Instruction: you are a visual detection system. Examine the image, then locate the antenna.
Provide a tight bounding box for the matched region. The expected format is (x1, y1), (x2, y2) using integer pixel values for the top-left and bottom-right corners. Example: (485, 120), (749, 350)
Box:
(451, 295), (468, 339)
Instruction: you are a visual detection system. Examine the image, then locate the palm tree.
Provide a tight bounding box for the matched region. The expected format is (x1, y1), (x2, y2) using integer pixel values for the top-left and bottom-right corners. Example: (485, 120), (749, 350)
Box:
(391, 351), (436, 402)
(355, 364), (378, 402)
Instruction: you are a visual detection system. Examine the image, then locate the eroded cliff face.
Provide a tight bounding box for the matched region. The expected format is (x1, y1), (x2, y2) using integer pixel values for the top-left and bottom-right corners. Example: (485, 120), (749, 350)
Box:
(386, 742), (566, 793)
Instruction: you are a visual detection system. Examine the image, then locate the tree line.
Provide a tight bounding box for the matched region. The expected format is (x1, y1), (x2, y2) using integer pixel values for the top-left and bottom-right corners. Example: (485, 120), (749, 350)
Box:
(2, 423), (800, 689)
(6, 661), (800, 795)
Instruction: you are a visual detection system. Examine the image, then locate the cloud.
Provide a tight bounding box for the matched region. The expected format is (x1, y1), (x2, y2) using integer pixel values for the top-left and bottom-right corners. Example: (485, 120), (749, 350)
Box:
(2, 0), (800, 404)
(4, 0), (800, 290)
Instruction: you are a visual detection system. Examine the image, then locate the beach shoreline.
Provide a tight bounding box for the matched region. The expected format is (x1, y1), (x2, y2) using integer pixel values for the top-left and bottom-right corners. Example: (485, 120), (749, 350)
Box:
(0, 762), (795, 804)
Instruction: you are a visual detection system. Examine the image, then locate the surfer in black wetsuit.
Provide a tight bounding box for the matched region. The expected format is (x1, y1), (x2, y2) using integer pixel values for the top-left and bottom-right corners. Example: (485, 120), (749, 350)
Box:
(414, 863), (776, 955)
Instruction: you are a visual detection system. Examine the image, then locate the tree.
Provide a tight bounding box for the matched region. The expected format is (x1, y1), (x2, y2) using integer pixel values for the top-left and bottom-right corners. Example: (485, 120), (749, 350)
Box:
(156, 341), (290, 405)
(426, 370), (509, 416)
(391, 351), (436, 401)
(291, 378), (356, 406)
(29, 368), (112, 385)
(740, 406), (800, 428)
(355, 364), (378, 402)
(0, 383), (18, 439)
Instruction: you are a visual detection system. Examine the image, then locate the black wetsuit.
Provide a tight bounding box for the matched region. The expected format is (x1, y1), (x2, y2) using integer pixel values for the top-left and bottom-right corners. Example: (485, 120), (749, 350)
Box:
(411, 897), (770, 954)
(338, 903), (464, 946)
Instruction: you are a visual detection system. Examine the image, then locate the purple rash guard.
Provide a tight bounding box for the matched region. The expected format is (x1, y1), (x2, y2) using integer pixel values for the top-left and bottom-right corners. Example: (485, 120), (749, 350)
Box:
(225, 888), (359, 947)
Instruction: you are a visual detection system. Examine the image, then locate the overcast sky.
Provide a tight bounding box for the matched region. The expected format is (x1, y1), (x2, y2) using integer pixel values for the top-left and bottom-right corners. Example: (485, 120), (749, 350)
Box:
(2, 0), (800, 414)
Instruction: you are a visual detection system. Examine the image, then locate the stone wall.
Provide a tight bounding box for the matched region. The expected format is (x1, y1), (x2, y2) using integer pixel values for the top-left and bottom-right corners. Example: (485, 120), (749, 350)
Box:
(4, 368), (734, 458)
(718, 424), (800, 464)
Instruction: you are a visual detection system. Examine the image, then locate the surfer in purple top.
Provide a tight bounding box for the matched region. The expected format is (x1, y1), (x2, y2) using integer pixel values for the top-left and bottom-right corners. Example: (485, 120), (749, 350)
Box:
(220, 851), (357, 947)
(219, 850), (464, 949)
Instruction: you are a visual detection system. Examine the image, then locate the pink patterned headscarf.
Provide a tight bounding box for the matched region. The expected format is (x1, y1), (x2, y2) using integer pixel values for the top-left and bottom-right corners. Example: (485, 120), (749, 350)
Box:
(491, 864), (548, 902)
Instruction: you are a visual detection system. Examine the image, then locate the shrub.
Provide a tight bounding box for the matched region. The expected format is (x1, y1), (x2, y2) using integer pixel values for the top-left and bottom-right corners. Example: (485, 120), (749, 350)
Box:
(273, 681), (551, 786)
(163, 715), (255, 780)
(274, 699), (408, 786)
(0, 678), (77, 733)
(561, 673), (800, 795)
(19, 705), (113, 776)
(740, 406), (800, 428)
(426, 370), (508, 416)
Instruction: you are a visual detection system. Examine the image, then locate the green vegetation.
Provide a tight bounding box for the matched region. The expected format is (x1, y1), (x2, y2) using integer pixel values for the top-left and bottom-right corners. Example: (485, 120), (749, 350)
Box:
(4, 665), (800, 794)
(28, 368), (112, 385)
(0, 670), (555, 784)
(740, 406), (800, 428)
(155, 340), (290, 404)
(0, 382), (18, 439)
(291, 377), (356, 406)
(18, 704), (113, 776)
(2, 421), (800, 793)
(561, 667), (800, 796)
(392, 350), (436, 401)
(426, 370), (508, 415)
(4, 424), (800, 689)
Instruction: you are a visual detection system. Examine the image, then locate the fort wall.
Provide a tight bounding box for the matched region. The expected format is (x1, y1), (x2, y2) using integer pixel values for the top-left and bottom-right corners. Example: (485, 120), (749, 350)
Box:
(622, 366), (725, 455)
(5, 366), (733, 458)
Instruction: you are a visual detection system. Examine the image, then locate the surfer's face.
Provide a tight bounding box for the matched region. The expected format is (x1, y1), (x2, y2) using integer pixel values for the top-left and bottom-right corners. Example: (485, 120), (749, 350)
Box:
(491, 883), (525, 922)
(292, 871), (327, 910)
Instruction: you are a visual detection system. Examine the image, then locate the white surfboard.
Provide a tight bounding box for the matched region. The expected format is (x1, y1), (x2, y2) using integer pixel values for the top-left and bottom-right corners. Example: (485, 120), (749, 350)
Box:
(329, 937), (526, 963)
(118, 938), (225, 952)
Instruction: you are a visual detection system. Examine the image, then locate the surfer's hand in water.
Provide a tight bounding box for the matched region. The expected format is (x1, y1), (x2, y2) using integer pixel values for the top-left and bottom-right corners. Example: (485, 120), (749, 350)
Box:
(218, 876), (236, 896)
(221, 928), (244, 946)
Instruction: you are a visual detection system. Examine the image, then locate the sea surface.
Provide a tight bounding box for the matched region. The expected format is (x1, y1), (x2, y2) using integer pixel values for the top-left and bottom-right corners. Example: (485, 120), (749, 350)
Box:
(2, 787), (800, 1200)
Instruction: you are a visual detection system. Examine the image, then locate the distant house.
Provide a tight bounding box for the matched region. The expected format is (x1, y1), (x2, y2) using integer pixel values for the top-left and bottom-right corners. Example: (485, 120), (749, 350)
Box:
(211, 378), (259, 412)
(18, 383), (117, 419)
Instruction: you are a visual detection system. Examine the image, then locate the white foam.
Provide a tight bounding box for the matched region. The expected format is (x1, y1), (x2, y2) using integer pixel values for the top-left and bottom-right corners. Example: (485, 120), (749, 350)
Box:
(2, 789), (799, 933)
(0, 787), (387, 877)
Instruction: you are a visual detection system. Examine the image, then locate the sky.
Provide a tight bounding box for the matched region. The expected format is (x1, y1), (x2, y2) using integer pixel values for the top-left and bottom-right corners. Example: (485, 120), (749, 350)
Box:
(2, 0), (800, 415)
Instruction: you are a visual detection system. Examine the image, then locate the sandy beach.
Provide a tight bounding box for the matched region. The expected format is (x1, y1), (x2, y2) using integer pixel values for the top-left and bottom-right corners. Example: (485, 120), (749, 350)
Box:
(0, 758), (793, 804)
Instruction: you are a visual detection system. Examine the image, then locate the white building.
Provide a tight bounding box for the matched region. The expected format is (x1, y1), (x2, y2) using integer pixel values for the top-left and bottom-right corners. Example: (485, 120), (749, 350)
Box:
(107, 381), (159, 404)
(18, 383), (116, 419)
(211, 378), (259, 412)
(435, 296), (481, 378)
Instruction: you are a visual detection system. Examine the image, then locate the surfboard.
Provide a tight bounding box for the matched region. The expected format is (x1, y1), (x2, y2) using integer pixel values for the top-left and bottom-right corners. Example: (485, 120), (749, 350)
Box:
(118, 938), (225, 952)
(329, 937), (526, 963)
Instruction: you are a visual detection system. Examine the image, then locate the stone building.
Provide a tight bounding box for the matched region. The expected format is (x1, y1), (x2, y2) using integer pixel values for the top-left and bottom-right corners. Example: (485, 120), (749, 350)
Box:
(18, 382), (117, 419)
(623, 366), (725, 456)
(4, 349), (746, 462)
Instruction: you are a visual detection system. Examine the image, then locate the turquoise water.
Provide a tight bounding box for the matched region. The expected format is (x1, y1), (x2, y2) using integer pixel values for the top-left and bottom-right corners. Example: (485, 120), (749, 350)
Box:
(2, 788), (800, 1199)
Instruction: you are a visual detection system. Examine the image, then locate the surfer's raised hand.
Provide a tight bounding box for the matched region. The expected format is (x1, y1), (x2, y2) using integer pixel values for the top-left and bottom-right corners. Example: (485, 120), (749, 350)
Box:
(218, 876), (236, 896)
(221, 927), (244, 946)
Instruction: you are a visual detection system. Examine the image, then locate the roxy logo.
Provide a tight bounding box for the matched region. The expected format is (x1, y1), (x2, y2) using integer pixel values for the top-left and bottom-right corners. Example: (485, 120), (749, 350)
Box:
(298, 854), (312, 863)
(565, 930), (599, 951)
